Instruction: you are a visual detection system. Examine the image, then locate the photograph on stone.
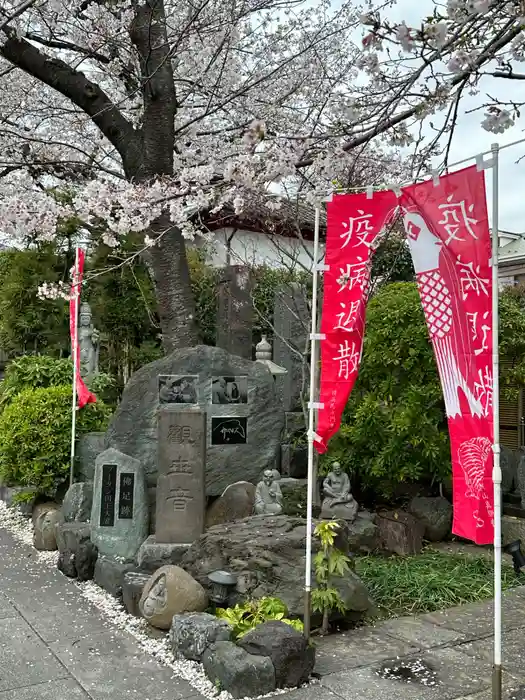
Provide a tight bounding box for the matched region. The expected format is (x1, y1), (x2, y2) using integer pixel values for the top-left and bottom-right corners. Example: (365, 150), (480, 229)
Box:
(158, 374), (199, 405)
(211, 375), (248, 404)
(211, 416), (248, 445)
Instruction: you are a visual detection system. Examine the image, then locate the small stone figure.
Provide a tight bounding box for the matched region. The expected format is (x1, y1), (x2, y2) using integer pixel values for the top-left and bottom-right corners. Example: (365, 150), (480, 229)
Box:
(321, 462), (358, 522)
(254, 469), (283, 516)
(78, 302), (99, 380)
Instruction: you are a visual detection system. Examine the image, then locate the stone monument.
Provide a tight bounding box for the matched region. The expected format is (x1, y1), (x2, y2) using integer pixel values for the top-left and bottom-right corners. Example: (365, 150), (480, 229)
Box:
(273, 284), (308, 412)
(216, 266), (254, 359)
(78, 302), (99, 380)
(156, 410), (206, 543)
(91, 447), (149, 560)
(320, 462), (358, 522)
(105, 346), (284, 498)
(254, 470), (283, 515)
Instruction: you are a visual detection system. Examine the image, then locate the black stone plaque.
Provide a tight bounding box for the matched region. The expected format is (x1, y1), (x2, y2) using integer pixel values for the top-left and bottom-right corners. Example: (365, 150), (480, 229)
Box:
(211, 416), (247, 445)
(118, 472), (134, 520)
(100, 464), (117, 527)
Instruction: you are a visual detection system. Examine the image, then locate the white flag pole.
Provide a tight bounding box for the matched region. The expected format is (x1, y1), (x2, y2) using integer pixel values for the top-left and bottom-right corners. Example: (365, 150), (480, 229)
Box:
(490, 142), (502, 700)
(70, 247), (79, 488)
(304, 206), (321, 640)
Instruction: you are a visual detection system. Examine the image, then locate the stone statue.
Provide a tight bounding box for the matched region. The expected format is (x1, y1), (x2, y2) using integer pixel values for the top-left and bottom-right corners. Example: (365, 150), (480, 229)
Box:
(254, 469), (283, 515)
(321, 462), (358, 522)
(78, 302), (99, 379)
(141, 574), (168, 619)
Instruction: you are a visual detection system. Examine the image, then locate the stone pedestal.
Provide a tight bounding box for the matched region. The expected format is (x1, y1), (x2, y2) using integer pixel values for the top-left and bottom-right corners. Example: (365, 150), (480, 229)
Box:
(136, 535), (189, 572)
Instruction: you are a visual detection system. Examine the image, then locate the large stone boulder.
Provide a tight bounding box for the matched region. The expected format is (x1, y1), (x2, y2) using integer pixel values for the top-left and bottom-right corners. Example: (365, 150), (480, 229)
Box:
(238, 621), (315, 688)
(170, 612), (232, 661)
(139, 565), (208, 630)
(104, 346), (284, 496)
(206, 481), (256, 527)
(408, 496), (453, 542)
(181, 515), (376, 622)
(202, 641), (276, 698)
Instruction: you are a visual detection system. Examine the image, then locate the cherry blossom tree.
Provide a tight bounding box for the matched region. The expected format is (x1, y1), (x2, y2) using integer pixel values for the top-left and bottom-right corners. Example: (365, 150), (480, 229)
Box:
(4, 0), (517, 351)
(0, 0), (399, 350)
(358, 0), (525, 164)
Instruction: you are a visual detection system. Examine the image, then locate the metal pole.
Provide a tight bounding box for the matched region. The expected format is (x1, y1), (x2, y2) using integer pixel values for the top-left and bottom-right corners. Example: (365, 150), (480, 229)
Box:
(69, 248), (79, 488)
(491, 142), (502, 700)
(304, 207), (321, 641)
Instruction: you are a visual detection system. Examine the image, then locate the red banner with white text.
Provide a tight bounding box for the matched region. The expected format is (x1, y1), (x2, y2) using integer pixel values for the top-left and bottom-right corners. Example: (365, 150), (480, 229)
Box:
(70, 248), (96, 410)
(399, 166), (494, 545)
(315, 191), (397, 453)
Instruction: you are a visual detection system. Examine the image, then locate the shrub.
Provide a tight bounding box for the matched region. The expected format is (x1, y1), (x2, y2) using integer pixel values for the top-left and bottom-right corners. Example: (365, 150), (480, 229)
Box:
(322, 282), (450, 497)
(0, 355), (118, 410)
(216, 597), (303, 638)
(0, 385), (110, 496)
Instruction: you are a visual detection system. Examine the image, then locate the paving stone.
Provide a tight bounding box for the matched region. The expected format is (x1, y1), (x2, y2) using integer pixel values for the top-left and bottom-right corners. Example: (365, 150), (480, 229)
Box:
(421, 588), (525, 640)
(458, 626), (525, 681)
(278, 686), (342, 700)
(0, 678), (90, 699)
(0, 616), (66, 692)
(377, 616), (466, 648)
(49, 630), (203, 700)
(320, 646), (492, 700)
(312, 626), (418, 676)
(0, 592), (17, 619)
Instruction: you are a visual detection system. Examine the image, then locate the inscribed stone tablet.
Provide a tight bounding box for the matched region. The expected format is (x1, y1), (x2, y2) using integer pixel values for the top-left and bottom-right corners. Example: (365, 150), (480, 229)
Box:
(156, 410), (206, 544)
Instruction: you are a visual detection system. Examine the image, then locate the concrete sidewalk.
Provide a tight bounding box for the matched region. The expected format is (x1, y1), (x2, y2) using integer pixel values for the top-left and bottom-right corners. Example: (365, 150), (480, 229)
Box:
(2, 522), (525, 700)
(0, 526), (205, 700)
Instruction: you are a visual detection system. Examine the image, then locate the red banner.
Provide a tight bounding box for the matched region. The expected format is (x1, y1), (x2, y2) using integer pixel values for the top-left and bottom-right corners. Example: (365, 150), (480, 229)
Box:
(70, 248), (96, 410)
(400, 166), (494, 545)
(315, 191), (397, 453)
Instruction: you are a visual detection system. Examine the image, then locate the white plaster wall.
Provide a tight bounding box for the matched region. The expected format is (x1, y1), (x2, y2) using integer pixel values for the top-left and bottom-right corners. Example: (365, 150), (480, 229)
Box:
(194, 227), (324, 272)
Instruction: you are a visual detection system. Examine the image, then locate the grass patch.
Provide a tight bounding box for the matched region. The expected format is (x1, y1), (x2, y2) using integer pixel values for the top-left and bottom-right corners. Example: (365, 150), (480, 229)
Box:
(355, 548), (519, 619)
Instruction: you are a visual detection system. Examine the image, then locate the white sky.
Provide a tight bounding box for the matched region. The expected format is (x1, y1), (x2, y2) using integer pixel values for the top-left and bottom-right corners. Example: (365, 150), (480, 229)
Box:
(381, 0), (525, 233)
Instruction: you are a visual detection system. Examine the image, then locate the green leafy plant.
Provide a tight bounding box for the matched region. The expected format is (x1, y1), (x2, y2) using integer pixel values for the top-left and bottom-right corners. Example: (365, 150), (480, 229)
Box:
(0, 355), (73, 408)
(0, 385), (110, 496)
(216, 596), (303, 638)
(311, 521), (352, 635)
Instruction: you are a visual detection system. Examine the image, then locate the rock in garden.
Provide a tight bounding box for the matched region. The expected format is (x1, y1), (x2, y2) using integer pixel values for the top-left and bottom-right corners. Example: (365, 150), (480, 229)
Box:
(139, 565), (208, 630)
(77, 431), (106, 482)
(62, 482), (93, 522)
(408, 496), (452, 542)
(33, 508), (64, 551)
(377, 510), (424, 555)
(32, 501), (60, 525)
(202, 641), (276, 698)
(58, 549), (77, 578)
(206, 481), (256, 527)
(94, 555), (135, 597)
(122, 571), (151, 617)
(75, 541), (98, 581)
(105, 345), (284, 497)
(170, 612), (232, 661)
(238, 620), (315, 688)
(181, 514), (376, 622)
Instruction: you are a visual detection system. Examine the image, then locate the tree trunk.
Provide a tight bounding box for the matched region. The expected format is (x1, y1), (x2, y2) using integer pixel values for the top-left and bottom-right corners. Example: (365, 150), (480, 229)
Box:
(130, 0), (198, 352)
(145, 214), (198, 353)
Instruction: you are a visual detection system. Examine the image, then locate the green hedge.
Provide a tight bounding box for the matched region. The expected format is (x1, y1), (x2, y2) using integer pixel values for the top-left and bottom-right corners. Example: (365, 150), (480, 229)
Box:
(0, 385), (110, 496)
